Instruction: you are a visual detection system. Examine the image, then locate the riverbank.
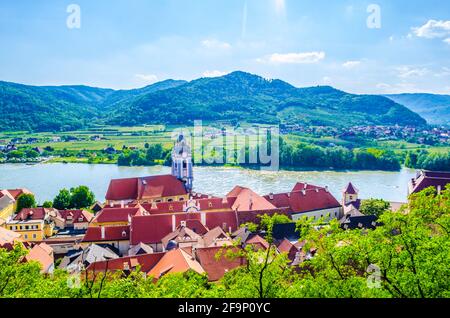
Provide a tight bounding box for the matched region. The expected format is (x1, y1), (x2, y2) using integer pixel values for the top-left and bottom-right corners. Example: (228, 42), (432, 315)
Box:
(0, 163), (416, 204)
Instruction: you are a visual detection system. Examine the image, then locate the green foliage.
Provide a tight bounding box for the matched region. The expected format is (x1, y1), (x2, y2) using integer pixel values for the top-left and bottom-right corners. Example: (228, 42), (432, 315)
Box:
(52, 186), (95, 210)
(15, 193), (36, 212)
(279, 141), (401, 171)
(0, 72), (426, 132)
(118, 144), (167, 166)
(42, 201), (53, 208)
(53, 189), (72, 210)
(360, 199), (390, 217)
(70, 186), (95, 209)
(240, 222), (258, 233)
(405, 150), (450, 171)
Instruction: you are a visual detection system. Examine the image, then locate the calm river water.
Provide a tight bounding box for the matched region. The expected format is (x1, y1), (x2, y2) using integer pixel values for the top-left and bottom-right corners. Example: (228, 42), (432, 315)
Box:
(0, 163), (417, 204)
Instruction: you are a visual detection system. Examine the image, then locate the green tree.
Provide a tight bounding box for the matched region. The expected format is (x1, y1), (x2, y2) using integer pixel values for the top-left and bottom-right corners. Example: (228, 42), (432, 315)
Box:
(360, 199), (390, 217)
(15, 193), (36, 212)
(53, 189), (72, 210)
(42, 201), (53, 208)
(70, 186), (95, 209)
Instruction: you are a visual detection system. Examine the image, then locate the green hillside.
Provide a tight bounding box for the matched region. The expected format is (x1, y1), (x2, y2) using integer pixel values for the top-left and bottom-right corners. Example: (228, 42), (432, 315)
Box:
(0, 72), (427, 132)
(385, 93), (450, 125)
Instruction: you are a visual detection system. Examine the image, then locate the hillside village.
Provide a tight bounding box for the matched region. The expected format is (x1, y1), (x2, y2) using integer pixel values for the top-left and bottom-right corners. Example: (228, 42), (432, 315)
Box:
(1, 135), (449, 281)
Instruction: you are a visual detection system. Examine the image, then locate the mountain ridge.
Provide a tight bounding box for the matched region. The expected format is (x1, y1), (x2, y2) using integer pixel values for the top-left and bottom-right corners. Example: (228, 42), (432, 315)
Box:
(0, 71), (427, 131)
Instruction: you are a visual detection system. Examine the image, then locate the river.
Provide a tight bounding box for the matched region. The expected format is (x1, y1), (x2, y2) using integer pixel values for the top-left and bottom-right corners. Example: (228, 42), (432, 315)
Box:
(0, 163), (417, 204)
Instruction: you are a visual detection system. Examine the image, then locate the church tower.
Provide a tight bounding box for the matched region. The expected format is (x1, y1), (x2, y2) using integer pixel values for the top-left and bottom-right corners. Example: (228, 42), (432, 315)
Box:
(171, 134), (193, 192)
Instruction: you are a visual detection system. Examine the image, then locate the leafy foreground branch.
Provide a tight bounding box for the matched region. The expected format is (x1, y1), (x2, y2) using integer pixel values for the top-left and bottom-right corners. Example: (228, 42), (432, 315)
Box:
(1, 186), (449, 298)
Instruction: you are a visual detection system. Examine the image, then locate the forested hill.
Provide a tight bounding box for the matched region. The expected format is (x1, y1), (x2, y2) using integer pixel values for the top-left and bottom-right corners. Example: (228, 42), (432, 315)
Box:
(385, 93), (450, 125)
(0, 72), (427, 131)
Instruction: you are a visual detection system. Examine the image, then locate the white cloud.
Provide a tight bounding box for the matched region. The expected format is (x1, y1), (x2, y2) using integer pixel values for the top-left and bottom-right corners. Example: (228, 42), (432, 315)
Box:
(134, 74), (158, 83)
(274, 0), (286, 16)
(202, 70), (228, 78)
(201, 39), (232, 50)
(396, 66), (429, 79)
(259, 52), (326, 64)
(412, 20), (450, 39)
(322, 76), (332, 84)
(342, 60), (361, 69)
(444, 38), (450, 44)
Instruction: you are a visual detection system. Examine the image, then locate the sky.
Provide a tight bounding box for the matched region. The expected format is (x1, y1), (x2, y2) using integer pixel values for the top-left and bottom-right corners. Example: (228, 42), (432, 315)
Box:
(0, 0), (450, 94)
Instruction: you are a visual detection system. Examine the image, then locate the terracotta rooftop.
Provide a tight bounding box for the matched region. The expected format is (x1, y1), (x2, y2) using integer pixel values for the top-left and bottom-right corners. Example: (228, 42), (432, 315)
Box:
(57, 209), (94, 223)
(86, 252), (166, 274)
(25, 243), (54, 273)
(409, 170), (450, 195)
(227, 186), (277, 212)
(92, 206), (146, 224)
(82, 225), (130, 242)
(0, 226), (22, 246)
(147, 248), (205, 279)
(105, 175), (187, 201)
(264, 188), (341, 215)
(13, 207), (51, 221)
(195, 246), (245, 281)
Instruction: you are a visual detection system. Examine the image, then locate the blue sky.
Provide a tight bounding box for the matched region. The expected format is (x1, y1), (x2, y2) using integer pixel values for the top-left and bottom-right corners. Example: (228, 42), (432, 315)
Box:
(0, 0), (449, 94)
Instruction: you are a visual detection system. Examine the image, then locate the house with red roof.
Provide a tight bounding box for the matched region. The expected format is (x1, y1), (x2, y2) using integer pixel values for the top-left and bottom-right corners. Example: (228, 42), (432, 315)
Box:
(408, 170), (450, 196)
(24, 242), (55, 274)
(105, 175), (189, 206)
(48, 209), (94, 230)
(81, 225), (130, 255)
(194, 246), (246, 281)
(91, 206), (147, 227)
(86, 252), (166, 276)
(6, 207), (55, 241)
(147, 248), (205, 280)
(0, 188), (33, 224)
(264, 183), (342, 222)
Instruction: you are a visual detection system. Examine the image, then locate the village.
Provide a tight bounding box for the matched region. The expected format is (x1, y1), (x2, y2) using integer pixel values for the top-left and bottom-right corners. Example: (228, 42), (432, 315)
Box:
(1, 135), (449, 282)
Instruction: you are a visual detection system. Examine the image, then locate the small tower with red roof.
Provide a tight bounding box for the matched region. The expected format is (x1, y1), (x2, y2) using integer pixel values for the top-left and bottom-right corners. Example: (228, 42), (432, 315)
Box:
(342, 182), (358, 206)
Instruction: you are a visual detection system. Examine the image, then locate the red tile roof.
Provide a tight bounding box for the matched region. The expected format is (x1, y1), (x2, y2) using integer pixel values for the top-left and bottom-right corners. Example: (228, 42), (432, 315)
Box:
(246, 235), (270, 250)
(227, 186), (277, 211)
(195, 246), (245, 281)
(14, 207), (49, 221)
(24, 243), (54, 273)
(264, 188), (341, 214)
(6, 188), (32, 200)
(291, 182), (323, 192)
(92, 207), (146, 224)
(205, 211), (238, 233)
(409, 171), (450, 195)
(105, 175), (187, 201)
(147, 249), (204, 279)
(86, 252), (166, 273)
(82, 225), (130, 242)
(131, 214), (178, 245)
(58, 210), (94, 223)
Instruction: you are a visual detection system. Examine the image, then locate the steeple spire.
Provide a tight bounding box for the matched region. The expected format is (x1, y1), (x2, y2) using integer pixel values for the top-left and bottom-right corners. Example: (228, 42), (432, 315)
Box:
(171, 134), (194, 192)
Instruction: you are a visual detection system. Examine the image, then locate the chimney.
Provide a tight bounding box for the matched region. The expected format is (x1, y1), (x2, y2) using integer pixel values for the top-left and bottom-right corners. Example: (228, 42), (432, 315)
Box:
(325, 186), (329, 192)
(101, 226), (105, 240)
(201, 212), (206, 225)
(172, 214), (176, 232)
(287, 192), (291, 198)
(120, 200), (125, 208)
(302, 190), (306, 196)
(269, 193), (274, 200)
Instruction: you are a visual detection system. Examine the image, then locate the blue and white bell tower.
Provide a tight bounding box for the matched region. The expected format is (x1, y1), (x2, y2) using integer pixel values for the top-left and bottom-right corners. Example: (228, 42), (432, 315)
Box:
(171, 134), (193, 192)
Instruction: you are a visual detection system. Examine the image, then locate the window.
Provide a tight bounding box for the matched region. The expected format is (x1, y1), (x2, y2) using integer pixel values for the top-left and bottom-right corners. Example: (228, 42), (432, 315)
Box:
(24, 234), (28, 239)
(167, 198), (174, 202)
(32, 234), (37, 239)
(179, 197), (184, 201)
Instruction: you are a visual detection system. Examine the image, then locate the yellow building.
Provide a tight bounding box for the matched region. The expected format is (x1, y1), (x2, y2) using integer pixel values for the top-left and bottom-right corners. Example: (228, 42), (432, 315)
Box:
(0, 189), (33, 227)
(6, 207), (54, 242)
